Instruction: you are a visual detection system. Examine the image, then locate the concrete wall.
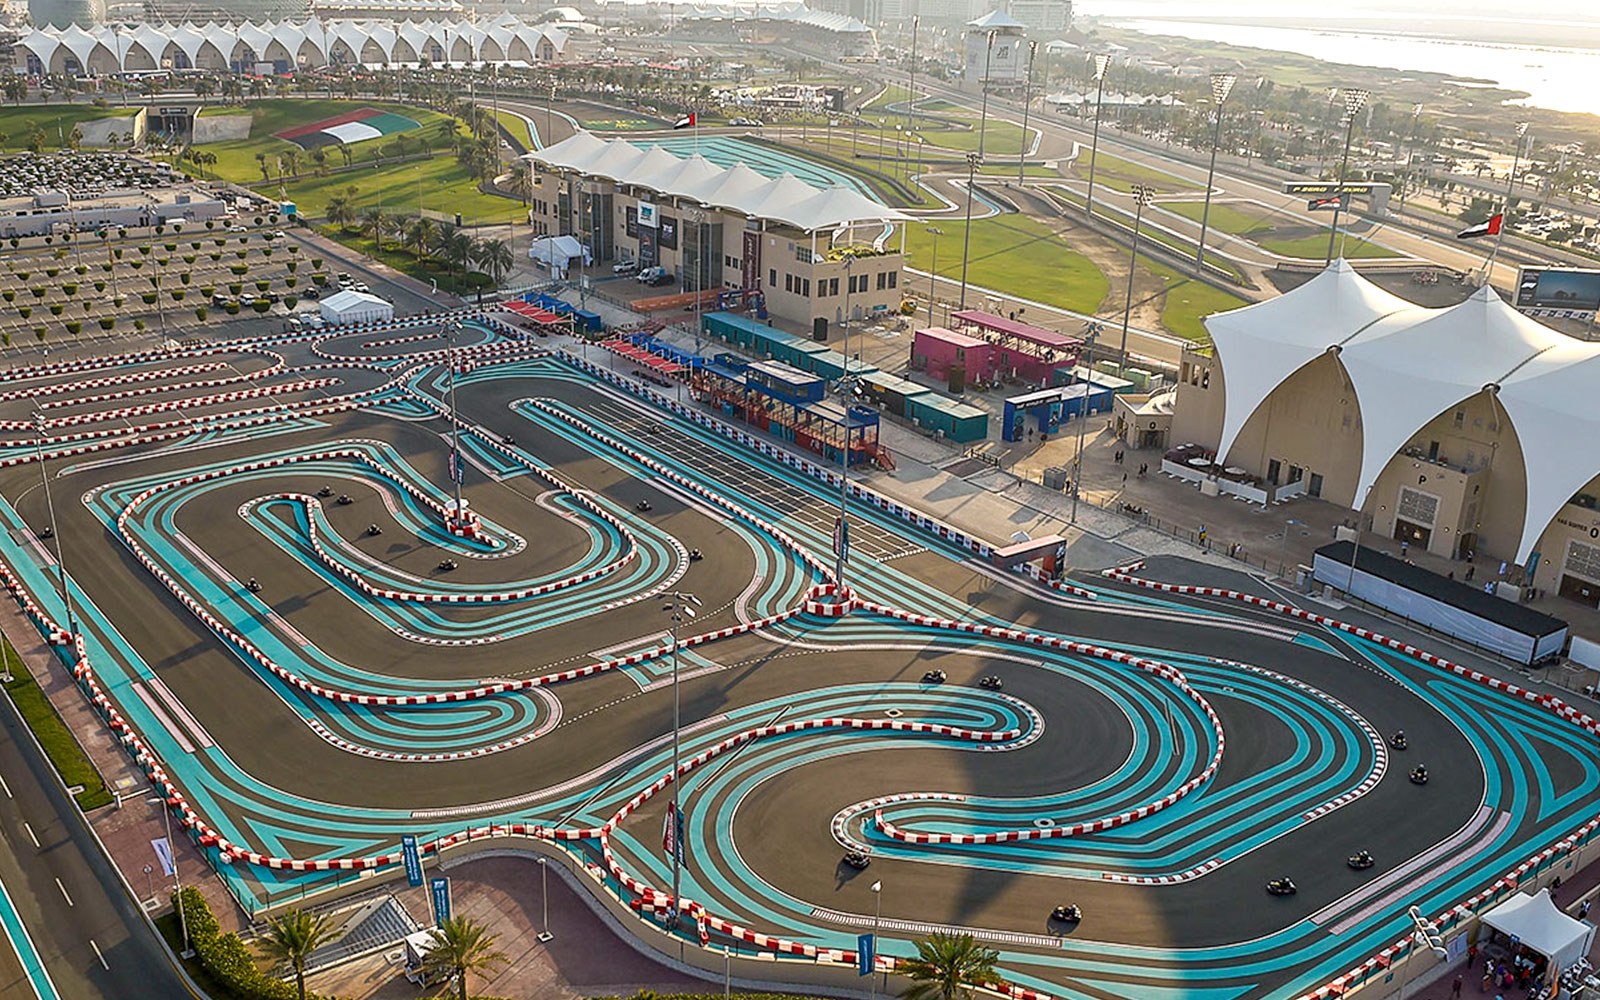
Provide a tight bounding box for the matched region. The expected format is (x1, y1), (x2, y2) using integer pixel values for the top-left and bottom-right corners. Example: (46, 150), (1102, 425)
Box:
(78, 107), (146, 147)
(191, 111), (252, 144)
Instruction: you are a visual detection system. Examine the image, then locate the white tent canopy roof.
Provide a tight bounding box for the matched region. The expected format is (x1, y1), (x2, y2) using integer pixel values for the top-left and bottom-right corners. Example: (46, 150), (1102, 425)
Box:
(320, 289), (393, 324)
(526, 131), (909, 231)
(1204, 260), (1600, 567)
(1481, 890), (1594, 969)
(1208, 259), (1421, 464)
(1339, 283), (1564, 503)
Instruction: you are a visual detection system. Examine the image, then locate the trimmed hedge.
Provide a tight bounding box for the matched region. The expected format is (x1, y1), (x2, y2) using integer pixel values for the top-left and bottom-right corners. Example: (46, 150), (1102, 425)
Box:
(170, 887), (342, 1000)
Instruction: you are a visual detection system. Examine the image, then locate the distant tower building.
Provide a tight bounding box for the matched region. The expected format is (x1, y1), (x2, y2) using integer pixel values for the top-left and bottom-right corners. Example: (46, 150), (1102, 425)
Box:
(962, 8), (1027, 93)
(1004, 0), (1069, 32)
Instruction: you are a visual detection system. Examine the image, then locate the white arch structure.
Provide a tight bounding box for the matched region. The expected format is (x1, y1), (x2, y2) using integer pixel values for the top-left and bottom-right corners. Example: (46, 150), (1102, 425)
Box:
(14, 15), (566, 75)
(1205, 259), (1596, 564)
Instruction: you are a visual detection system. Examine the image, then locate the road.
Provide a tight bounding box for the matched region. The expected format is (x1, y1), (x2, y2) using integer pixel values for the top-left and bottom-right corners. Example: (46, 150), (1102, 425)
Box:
(0, 673), (196, 1000)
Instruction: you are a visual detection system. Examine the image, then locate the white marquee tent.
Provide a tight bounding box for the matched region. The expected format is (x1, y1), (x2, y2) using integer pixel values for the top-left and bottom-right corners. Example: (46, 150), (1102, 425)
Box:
(320, 289), (394, 326)
(1204, 260), (1597, 563)
(1480, 890), (1595, 969)
(528, 234), (589, 279)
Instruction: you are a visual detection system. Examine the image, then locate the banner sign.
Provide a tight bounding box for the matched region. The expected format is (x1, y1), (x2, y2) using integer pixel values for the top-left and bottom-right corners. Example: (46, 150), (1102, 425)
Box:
(1282, 181), (1382, 195)
(151, 838), (177, 878)
(401, 834), (423, 888)
(662, 802), (686, 860)
(858, 934), (875, 976)
(430, 876), (452, 926)
(637, 201), (658, 228)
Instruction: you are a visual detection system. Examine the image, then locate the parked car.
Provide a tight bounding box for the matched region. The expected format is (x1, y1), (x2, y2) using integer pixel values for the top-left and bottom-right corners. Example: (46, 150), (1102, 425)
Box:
(613, 259), (640, 275)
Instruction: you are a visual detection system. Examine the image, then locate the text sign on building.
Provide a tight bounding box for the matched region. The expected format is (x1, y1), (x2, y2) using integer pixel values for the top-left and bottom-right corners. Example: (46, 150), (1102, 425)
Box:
(637, 201), (658, 228)
(1282, 182), (1382, 196)
(742, 230), (762, 290)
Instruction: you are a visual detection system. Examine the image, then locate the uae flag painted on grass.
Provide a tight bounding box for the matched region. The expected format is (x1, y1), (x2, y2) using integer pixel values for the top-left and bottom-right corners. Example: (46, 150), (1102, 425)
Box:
(673, 112), (696, 129)
(1456, 214), (1503, 239)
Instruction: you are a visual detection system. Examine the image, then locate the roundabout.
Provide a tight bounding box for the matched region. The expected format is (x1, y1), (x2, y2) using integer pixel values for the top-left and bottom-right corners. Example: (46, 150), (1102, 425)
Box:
(1, 314), (1597, 1000)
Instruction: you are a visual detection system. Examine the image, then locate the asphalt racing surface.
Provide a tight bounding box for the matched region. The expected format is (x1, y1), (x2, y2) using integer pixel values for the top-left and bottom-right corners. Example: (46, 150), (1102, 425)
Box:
(0, 317), (1593, 1000)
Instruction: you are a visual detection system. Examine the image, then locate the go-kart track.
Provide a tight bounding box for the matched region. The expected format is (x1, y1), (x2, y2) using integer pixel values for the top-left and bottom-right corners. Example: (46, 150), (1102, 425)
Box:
(4, 315), (1600, 1000)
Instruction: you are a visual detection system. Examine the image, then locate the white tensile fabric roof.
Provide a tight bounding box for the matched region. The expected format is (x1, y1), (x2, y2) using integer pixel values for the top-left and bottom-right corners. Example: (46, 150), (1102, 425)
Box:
(1206, 261), (1592, 563)
(1481, 890), (1594, 968)
(526, 131), (909, 232)
(1208, 259), (1421, 464)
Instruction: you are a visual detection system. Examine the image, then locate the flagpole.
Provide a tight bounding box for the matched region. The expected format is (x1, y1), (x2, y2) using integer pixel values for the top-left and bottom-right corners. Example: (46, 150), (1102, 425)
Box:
(1484, 122), (1529, 286)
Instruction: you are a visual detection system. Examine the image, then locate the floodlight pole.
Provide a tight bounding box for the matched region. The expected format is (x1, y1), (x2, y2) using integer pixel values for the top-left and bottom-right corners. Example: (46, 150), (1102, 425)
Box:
(447, 320), (464, 517)
(1085, 54), (1110, 220)
(838, 258), (854, 587)
(1118, 186), (1155, 375)
(907, 16), (919, 127)
(1018, 41), (1037, 184)
(977, 30), (996, 159)
(924, 226), (943, 327)
(32, 414), (76, 636)
(958, 153), (980, 311)
(1072, 323), (1102, 525)
(1324, 89), (1369, 266)
(1485, 123), (1530, 285)
(664, 590), (699, 934)
(1195, 73), (1235, 275)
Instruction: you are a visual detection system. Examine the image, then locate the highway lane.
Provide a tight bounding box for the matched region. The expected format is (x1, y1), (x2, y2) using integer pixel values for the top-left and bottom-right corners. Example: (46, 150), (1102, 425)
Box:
(0, 666), (195, 1000)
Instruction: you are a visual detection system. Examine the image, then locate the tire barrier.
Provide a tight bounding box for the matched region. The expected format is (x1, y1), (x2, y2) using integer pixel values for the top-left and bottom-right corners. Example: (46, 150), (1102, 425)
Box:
(34, 356), (289, 412)
(1101, 563), (1600, 1000)
(556, 351), (1098, 602)
(25, 378), (341, 432)
(0, 361), (235, 404)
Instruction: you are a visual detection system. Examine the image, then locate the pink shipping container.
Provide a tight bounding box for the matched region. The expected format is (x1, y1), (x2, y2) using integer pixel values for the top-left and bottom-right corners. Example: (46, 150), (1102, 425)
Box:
(911, 327), (996, 382)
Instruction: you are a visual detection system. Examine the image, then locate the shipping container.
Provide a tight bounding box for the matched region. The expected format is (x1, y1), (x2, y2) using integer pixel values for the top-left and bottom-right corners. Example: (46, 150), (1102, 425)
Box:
(859, 371), (933, 418)
(907, 395), (989, 443)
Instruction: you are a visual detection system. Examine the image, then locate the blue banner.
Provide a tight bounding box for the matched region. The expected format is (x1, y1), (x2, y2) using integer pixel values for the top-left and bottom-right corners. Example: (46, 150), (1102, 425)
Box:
(401, 835), (423, 888)
(858, 934), (874, 977)
(430, 876), (451, 927)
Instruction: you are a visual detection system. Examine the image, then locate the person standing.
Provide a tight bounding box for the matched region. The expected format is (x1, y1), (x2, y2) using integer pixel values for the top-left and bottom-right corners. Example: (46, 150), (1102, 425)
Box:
(1452, 974), (1463, 998)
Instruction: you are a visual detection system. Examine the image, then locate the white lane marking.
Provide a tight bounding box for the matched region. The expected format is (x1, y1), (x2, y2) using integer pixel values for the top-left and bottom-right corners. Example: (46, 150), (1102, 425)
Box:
(89, 939), (107, 970)
(0, 774), (12, 798)
(21, 823), (37, 850)
(146, 676), (215, 750)
(130, 683), (195, 755)
(54, 879), (71, 907)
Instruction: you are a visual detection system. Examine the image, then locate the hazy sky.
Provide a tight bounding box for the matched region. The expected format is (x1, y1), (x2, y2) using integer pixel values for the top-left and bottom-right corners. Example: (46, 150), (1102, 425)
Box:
(1079, 0), (1600, 23)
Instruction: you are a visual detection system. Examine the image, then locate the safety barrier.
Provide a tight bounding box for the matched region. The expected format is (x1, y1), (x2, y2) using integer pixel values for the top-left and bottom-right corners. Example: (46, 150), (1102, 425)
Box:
(1100, 562), (1600, 1000)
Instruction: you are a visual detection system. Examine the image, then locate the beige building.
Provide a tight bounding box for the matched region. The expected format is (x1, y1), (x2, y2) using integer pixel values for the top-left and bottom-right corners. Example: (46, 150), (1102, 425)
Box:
(524, 132), (909, 330)
(1169, 260), (1600, 609)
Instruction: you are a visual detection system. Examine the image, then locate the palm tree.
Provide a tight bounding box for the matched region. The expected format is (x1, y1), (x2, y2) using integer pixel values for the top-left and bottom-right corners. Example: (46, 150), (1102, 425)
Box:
(255, 151), (270, 181)
(256, 908), (332, 1000)
(405, 217), (437, 260)
(360, 207), (389, 252)
(421, 916), (507, 1000)
(325, 196), (355, 230)
(471, 238), (514, 285)
(898, 933), (1001, 1000)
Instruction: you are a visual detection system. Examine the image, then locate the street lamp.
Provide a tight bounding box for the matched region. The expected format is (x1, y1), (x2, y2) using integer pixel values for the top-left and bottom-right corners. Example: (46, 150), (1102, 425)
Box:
(1323, 88), (1370, 266)
(536, 857), (553, 942)
(1485, 121), (1530, 283)
(957, 152), (981, 311)
(867, 880), (883, 999)
(1193, 72), (1236, 275)
(662, 590), (701, 930)
(1072, 323), (1103, 525)
(924, 226), (943, 327)
(977, 29), (996, 159)
(32, 413), (75, 636)
(907, 15), (920, 126)
(1084, 53), (1111, 220)
(1117, 185), (1156, 375)
(446, 320), (465, 523)
(838, 258), (856, 587)
(1018, 40), (1038, 184)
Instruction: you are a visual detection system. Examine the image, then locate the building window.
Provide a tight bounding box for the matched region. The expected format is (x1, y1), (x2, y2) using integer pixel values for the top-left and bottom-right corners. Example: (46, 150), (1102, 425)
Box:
(769, 268), (777, 287)
(830, 278), (840, 296)
(877, 272), (887, 290)
(1201, 369), (1210, 389)
(888, 272), (897, 288)
(802, 278), (811, 296)
(785, 274), (794, 292)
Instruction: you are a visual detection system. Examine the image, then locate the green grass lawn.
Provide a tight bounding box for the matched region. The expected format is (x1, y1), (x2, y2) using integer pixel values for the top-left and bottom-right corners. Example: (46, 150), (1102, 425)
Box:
(1161, 199), (1274, 236)
(1038, 185), (1245, 283)
(493, 108), (536, 149)
(321, 226), (494, 294)
(1076, 152), (1202, 194)
(286, 155), (521, 225)
(920, 118), (1029, 157)
(0, 105), (136, 149)
(1257, 232), (1400, 260)
(901, 215), (1110, 316)
(1144, 260), (1248, 342)
(192, 98), (451, 183)
(865, 83), (911, 111)
(2, 649), (111, 811)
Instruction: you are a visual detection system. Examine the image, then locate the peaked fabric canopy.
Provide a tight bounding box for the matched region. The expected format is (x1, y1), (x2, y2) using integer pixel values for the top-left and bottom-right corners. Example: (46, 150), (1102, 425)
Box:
(527, 131), (909, 232)
(1496, 339), (1600, 561)
(1339, 283), (1564, 504)
(1208, 259), (1420, 464)
(1480, 890), (1594, 969)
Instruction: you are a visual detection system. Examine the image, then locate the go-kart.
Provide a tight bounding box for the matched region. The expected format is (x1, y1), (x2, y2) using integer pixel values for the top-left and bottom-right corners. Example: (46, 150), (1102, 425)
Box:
(978, 675), (1003, 690)
(438, 559), (457, 572)
(1051, 904), (1082, 923)
(688, 549), (703, 562)
(1409, 766), (1428, 785)
(502, 435), (515, 445)
(316, 485), (334, 498)
(636, 499), (653, 512)
(367, 524), (382, 537)
(843, 850), (871, 870)
(246, 577), (262, 593)
(336, 494), (353, 506)
(1390, 731), (1407, 750)
(922, 669), (947, 684)
(37, 525), (53, 539)
(1348, 851), (1375, 870)
(1266, 877), (1297, 896)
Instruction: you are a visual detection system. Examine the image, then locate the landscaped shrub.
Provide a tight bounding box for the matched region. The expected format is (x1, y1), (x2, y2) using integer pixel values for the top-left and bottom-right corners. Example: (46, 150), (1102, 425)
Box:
(98, 318), (114, 330)
(29, 287), (45, 299)
(65, 321), (80, 334)
(180, 273), (191, 285)
(230, 265), (248, 276)
(251, 300), (271, 313)
(17, 307), (30, 319)
(1, 291), (12, 303)
(61, 283), (76, 295)
(255, 281), (270, 292)
(45, 267), (59, 278)
(73, 265), (86, 275)
(283, 296), (297, 310)
(200, 285), (214, 297)
(286, 261), (298, 273)
(141, 292), (157, 304)
(170, 289), (185, 301)
(225, 302), (240, 315)
(170, 887), (311, 1000)
(194, 307), (208, 321)
(48, 304), (63, 316)
(134, 319), (145, 330)
(93, 281), (105, 292)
